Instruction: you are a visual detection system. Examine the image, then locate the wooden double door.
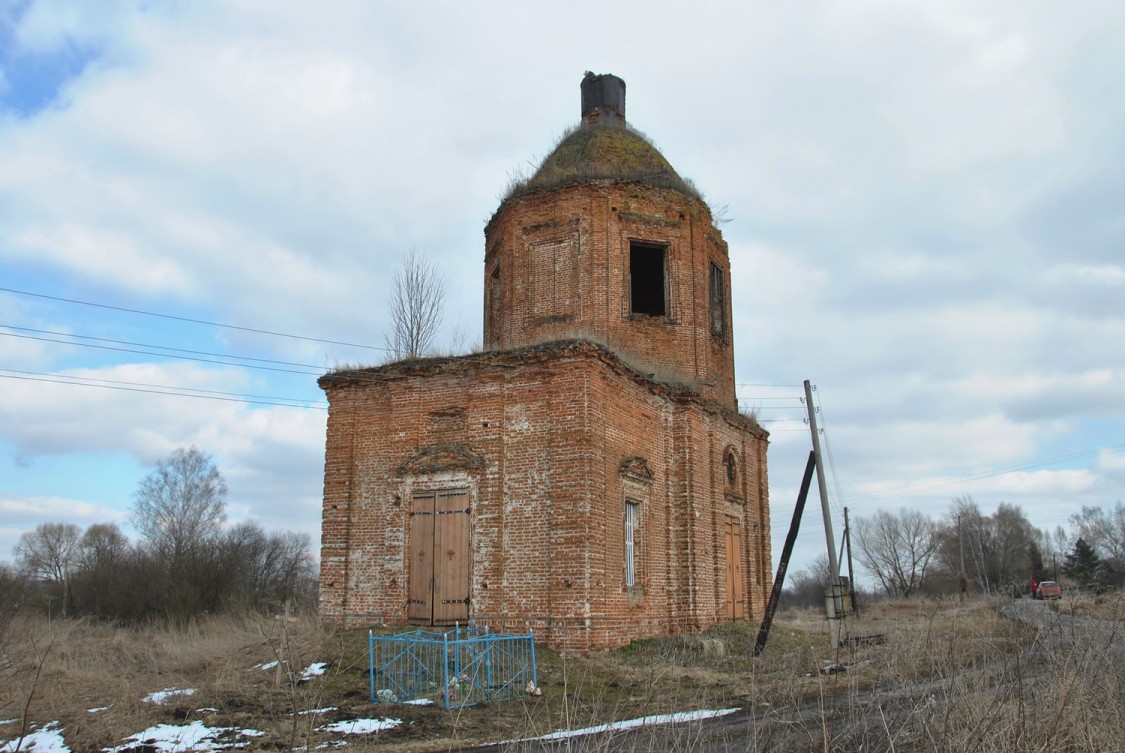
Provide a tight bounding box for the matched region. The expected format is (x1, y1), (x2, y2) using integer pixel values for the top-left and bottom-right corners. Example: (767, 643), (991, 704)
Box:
(724, 515), (747, 620)
(408, 489), (471, 625)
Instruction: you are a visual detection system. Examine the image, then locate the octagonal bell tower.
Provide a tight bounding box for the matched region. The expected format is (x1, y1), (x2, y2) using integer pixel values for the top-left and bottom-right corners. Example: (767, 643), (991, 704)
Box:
(483, 72), (737, 408)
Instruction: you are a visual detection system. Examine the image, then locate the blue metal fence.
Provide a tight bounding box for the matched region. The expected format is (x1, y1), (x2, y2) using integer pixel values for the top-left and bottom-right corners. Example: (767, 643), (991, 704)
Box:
(369, 625), (537, 709)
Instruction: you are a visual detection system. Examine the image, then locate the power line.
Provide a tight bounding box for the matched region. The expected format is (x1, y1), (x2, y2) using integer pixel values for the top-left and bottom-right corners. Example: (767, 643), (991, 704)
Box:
(764, 383), (1125, 517)
(0, 317), (461, 401)
(0, 369), (327, 410)
(1, 331), (322, 376)
(0, 367), (327, 405)
(813, 387), (848, 506)
(737, 387), (807, 434)
(0, 365), (824, 423)
(0, 286), (392, 353)
(2, 324), (326, 370)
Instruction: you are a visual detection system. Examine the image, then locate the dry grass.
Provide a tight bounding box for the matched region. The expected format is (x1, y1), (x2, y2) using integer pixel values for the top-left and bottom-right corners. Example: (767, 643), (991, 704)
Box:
(1, 595), (1122, 752)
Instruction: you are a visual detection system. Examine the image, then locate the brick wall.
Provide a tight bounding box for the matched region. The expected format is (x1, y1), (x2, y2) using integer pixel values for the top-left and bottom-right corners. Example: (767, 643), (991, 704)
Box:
(319, 341), (770, 652)
(483, 181), (738, 409)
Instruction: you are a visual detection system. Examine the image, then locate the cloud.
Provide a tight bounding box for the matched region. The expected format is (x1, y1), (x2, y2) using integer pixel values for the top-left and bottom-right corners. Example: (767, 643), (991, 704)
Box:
(2, 0), (1125, 583)
(0, 359), (325, 550)
(0, 493), (127, 559)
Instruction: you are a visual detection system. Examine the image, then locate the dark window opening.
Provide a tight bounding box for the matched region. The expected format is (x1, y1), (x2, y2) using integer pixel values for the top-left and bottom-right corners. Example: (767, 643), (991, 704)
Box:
(630, 242), (666, 317)
(710, 261), (726, 338)
(724, 451), (737, 486)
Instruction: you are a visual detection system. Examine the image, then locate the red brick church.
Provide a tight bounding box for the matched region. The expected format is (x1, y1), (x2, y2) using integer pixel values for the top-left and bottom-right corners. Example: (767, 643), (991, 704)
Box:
(318, 73), (771, 651)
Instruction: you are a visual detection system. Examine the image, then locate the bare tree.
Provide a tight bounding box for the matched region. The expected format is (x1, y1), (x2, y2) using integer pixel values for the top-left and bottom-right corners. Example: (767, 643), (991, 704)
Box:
(991, 502), (1041, 586)
(935, 495), (993, 592)
(855, 508), (937, 597)
(935, 498), (1053, 593)
(0, 562), (27, 622)
(71, 523), (131, 617)
(223, 523), (317, 609)
(1039, 524), (1071, 579)
(13, 523), (81, 616)
(1070, 503), (1125, 561)
(76, 523), (130, 572)
(132, 446), (227, 568)
(782, 553), (835, 609)
(385, 247), (446, 360)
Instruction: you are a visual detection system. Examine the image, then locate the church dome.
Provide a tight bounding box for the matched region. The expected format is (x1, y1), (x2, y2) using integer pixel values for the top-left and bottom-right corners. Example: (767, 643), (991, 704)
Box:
(518, 123), (698, 198)
(499, 72), (701, 207)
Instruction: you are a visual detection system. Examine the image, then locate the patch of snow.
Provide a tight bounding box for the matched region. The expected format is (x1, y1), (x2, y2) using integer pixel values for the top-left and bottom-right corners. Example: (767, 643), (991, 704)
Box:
(251, 660), (278, 671)
(195, 708), (218, 713)
(499, 707), (740, 744)
(299, 662), (327, 680)
(0, 721), (15, 726)
(2, 722), (69, 753)
(142, 688), (197, 705)
(87, 708), (110, 714)
(317, 718), (402, 735)
(403, 698), (433, 706)
(294, 708), (336, 716)
(104, 721), (263, 753)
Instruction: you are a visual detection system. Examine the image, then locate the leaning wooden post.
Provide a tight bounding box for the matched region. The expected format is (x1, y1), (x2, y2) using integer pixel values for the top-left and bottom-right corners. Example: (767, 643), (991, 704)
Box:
(753, 451), (817, 657)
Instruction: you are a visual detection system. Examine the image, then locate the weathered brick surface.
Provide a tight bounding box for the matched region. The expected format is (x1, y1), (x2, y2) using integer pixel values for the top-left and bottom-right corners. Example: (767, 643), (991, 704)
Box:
(319, 343), (770, 652)
(484, 181), (738, 408)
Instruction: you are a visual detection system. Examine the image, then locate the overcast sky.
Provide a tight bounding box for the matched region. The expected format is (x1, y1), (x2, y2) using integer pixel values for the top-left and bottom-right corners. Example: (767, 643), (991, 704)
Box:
(2, 0), (1123, 585)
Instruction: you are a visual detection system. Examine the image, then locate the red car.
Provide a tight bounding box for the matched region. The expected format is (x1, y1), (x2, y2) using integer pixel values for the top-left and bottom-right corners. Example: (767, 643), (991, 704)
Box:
(1035, 580), (1062, 599)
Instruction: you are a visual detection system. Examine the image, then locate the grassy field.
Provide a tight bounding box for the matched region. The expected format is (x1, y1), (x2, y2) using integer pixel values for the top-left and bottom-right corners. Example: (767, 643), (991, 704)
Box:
(1, 594), (1122, 752)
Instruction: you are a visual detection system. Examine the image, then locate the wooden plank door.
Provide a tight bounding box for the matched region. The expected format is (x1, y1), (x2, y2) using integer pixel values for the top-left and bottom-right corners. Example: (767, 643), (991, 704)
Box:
(724, 516), (747, 620)
(408, 490), (470, 625)
(433, 490), (471, 624)
(408, 493), (436, 623)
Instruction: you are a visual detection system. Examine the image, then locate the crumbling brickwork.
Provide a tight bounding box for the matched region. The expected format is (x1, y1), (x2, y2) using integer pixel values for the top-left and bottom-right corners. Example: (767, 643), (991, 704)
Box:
(484, 181), (737, 408)
(319, 343), (769, 651)
(318, 72), (771, 651)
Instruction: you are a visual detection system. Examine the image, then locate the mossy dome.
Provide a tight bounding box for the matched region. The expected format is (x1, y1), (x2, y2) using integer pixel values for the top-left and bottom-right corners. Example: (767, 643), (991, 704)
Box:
(519, 123), (697, 197)
(498, 73), (701, 207)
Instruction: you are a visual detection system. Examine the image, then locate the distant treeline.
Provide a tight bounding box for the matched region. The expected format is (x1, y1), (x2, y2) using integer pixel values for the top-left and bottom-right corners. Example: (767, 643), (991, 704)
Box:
(5, 520), (316, 621)
(781, 496), (1125, 609)
(3, 447), (317, 622)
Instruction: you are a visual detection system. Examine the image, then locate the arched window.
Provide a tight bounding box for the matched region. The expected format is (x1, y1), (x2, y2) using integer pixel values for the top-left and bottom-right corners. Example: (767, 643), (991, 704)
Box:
(724, 450), (738, 487)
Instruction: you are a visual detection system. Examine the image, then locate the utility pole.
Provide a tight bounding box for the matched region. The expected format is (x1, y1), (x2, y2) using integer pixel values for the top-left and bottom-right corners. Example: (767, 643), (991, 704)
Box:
(804, 380), (838, 575)
(844, 506), (858, 619)
(804, 379), (848, 647)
